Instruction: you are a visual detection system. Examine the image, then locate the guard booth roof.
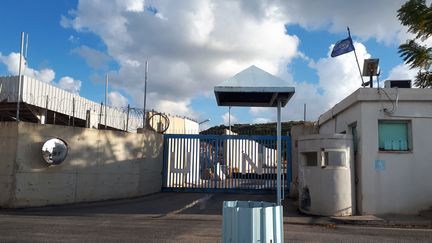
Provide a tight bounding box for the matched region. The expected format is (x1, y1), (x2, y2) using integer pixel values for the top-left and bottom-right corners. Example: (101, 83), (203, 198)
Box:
(214, 65), (295, 107)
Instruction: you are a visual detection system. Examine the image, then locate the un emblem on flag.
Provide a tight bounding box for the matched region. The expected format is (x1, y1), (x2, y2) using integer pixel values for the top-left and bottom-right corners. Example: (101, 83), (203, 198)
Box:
(338, 39), (350, 49)
(331, 37), (355, 57)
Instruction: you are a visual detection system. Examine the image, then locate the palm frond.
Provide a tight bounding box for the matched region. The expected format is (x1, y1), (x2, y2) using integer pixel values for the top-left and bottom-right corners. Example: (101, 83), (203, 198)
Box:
(398, 0), (432, 40)
(414, 71), (432, 88)
(398, 40), (432, 69)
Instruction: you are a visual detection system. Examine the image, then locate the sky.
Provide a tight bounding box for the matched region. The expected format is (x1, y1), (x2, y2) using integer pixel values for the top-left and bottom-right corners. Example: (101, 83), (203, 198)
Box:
(0, 0), (425, 130)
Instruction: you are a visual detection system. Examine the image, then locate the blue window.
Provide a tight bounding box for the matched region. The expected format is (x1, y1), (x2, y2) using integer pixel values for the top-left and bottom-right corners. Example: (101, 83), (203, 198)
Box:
(378, 120), (410, 151)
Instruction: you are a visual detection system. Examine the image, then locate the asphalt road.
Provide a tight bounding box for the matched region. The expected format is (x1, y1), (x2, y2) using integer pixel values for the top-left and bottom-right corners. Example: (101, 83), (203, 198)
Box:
(0, 193), (431, 242)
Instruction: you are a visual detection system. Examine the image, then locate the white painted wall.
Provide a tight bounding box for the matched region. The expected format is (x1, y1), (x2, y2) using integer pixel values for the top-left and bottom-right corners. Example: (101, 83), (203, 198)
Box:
(319, 88), (432, 214)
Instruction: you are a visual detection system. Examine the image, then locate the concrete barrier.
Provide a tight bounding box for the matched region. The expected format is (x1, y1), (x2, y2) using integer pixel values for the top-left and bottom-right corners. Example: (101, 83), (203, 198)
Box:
(0, 122), (163, 208)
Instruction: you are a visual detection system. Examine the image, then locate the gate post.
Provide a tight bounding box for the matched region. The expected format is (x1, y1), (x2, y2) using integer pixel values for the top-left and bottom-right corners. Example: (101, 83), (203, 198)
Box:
(161, 135), (169, 189)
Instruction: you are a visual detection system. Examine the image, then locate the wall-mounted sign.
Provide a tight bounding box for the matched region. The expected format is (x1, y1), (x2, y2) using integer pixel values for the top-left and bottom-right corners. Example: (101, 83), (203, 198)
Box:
(374, 159), (386, 171)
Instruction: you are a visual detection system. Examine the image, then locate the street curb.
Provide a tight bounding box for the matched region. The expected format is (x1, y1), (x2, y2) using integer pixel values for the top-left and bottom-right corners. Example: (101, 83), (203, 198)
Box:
(329, 217), (432, 229)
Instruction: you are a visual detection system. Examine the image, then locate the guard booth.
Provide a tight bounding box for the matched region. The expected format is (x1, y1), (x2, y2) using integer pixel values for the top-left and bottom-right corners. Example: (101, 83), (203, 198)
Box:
(298, 134), (355, 216)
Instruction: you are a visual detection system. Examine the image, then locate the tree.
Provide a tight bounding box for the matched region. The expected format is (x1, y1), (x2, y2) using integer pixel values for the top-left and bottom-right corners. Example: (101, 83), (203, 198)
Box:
(397, 0), (432, 88)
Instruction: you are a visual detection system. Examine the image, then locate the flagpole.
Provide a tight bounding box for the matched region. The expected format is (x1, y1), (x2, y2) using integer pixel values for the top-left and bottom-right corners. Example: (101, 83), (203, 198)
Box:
(348, 27), (365, 87)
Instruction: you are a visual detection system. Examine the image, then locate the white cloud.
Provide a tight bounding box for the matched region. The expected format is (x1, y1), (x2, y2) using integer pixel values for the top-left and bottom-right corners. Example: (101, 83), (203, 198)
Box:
(0, 52), (55, 83)
(248, 42), (372, 122)
(154, 99), (196, 118)
(0, 52), (21, 74)
(108, 91), (128, 107)
(122, 0), (145, 12)
(60, 0), (415, 122)
(386, 64), (418, 82)
(253, 117), (271, 124)
(61, 0), (300, 119)
(58, 76), (82, 94)
(222, 111), (237, 125)
(0, 52), (84, 95)
(279, 0), (407, 44)
(36, 69), (56, 83)
(71, 45), (111, 70)
(250, 107), (271, 116)
(310, 42), (370, 106)
(68, 35), (80, 43)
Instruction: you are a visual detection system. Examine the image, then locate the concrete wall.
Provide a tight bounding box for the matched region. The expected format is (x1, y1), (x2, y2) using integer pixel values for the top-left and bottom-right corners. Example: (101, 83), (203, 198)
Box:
(0, 122), (17, 206)
(0, 122), (163, 208)
(319, 91), (432, 215)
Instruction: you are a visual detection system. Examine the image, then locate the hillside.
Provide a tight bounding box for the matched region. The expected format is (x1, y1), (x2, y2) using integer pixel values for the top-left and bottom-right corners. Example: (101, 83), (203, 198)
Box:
(200, 121), (306, 135)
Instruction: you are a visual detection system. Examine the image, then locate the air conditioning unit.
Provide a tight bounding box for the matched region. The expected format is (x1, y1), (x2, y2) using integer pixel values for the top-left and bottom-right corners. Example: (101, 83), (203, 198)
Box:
(384, 80), (411, 88)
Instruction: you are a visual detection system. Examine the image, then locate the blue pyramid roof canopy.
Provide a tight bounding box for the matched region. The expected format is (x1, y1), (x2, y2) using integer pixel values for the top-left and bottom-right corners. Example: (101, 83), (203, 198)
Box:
(214, 65), (295, 107)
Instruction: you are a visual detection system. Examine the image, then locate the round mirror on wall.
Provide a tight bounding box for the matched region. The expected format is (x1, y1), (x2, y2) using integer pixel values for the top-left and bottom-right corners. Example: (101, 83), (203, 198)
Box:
(42, 138), (68, 165)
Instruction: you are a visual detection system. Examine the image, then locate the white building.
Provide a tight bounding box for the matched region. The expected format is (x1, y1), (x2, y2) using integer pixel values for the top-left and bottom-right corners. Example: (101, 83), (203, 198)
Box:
(316, 87), (432, 215)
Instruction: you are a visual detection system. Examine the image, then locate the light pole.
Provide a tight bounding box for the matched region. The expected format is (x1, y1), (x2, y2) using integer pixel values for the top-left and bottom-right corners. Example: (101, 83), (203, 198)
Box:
(198, 118), (210, 132)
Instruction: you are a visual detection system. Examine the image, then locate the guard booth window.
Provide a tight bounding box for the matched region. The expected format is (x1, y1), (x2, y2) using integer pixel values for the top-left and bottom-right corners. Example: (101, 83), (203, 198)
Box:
(378, 120), (410, 151)
(302, 152), (318, 167)
(323, 150), (346, 167)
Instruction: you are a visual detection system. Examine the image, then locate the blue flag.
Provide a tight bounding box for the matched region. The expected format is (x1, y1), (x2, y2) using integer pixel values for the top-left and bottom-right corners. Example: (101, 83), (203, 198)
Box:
(331, 37), (355, 57)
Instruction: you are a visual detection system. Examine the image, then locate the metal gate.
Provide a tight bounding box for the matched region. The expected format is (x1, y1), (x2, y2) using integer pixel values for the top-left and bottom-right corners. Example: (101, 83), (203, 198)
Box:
(162, 134), (291, 193)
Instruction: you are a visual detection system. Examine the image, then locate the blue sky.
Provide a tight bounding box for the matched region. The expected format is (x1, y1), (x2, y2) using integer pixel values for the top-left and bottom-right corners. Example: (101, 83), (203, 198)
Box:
(0, 0), (419, 129)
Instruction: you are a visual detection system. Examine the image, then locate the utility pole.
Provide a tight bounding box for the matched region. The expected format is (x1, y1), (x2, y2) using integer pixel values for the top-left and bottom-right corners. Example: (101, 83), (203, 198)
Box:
(143, 61), (148, 128)
(303, 103), (307, 122)
(105, 74), (108, 129)
(16, 32), (25, 121)
(228, 106), (231, 134)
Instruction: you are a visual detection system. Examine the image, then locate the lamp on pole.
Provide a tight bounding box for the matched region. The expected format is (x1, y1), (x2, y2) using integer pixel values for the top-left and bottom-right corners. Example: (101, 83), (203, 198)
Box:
(198, 118), (210, 132)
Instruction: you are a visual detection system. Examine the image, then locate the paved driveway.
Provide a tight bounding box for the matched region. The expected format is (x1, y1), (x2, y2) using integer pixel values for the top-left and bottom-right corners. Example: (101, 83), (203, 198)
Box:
(1, 193), (431, 242)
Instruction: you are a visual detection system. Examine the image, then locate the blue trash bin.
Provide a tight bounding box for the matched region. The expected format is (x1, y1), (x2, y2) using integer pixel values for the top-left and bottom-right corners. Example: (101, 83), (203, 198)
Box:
(222, 201), (283, 243)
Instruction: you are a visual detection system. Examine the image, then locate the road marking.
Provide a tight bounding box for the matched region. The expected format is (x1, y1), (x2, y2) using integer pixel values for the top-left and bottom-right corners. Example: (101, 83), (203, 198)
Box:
(152, 194), (214, 218)
(168, 194), (213, 215)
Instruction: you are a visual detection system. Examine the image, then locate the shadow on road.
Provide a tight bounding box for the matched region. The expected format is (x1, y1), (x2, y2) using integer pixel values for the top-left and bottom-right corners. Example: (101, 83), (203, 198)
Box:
(0, 192), (302, 217)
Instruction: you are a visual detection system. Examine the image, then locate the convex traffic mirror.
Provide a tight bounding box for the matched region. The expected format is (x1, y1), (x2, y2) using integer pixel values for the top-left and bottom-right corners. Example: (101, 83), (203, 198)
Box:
(42, 138), (68, 165)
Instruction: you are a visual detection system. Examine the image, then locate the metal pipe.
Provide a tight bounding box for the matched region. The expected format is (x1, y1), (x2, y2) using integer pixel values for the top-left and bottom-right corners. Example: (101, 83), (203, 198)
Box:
(99, 102), (103, 128)
(303, 103), (306, 122)
(228, 106), (231, 134)
(105, 74), (108, 129)
(143, 61), (148, 128)
(277, 99), (282, 205)
(16, 32), (25, 121)
(25, 33), (29, 58)
(45, 95), (49, 124)
(126, 104), (130, 131)
(72, 97), (75, 127)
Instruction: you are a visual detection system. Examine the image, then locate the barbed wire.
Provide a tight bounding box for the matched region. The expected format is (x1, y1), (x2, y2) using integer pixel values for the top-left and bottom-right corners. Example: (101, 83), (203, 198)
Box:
(0, 92), (199, 133)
